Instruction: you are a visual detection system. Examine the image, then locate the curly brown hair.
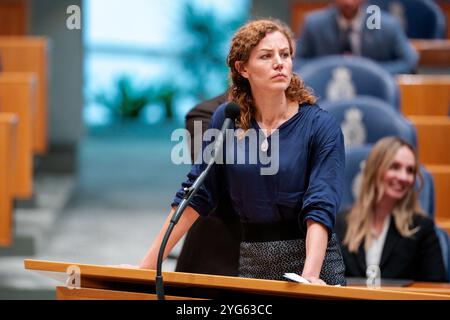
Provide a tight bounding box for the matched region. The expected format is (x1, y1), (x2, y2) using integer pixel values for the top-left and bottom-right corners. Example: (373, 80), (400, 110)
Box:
(227, 19), (316, 131)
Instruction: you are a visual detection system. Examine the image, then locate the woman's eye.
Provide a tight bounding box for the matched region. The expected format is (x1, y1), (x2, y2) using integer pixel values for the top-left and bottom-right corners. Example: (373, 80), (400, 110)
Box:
(261, 54), (270, 59)
(390, 162), (400, 170)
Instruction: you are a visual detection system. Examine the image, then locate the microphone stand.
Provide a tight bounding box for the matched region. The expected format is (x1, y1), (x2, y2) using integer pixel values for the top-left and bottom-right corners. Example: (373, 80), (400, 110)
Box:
(155, 118), (233, 300)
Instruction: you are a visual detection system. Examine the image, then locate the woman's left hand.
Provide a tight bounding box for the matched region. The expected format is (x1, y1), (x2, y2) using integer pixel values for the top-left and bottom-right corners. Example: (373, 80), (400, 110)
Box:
(301, 275), (327, 285)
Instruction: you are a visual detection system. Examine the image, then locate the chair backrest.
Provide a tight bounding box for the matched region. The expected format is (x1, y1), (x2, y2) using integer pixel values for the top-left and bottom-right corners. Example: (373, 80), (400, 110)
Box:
(342, 145), (372, 212)
(321, 96), (416, 148)
(297, 55), (400, 110)
(369, 0), (447, 39)
(342, 145), (435, 218)
(435, 227), (450, 282)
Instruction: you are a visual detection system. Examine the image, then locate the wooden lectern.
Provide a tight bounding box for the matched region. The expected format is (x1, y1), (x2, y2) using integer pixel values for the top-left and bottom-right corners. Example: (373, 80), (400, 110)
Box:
(24, 259), (450, 300)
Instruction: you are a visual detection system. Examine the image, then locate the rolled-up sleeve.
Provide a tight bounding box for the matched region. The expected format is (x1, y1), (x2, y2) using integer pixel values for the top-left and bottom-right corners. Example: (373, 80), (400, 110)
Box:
(301, 111), (345, 237)
(171, 103), (227, 217)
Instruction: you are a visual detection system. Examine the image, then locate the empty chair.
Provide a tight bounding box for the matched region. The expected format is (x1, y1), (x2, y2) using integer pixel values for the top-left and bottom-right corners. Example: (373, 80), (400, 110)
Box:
(369, 0), (447, 39)
(297, 55), (400, 110)
(342, 144), (435, 218)
(321, 96), (416, 148)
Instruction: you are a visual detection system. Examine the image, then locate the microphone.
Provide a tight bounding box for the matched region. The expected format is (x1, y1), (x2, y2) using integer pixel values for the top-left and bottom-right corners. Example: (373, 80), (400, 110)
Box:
(155, 102), (240, 300)
(203, 102), (240, 175)
(224, 102), (241, 123)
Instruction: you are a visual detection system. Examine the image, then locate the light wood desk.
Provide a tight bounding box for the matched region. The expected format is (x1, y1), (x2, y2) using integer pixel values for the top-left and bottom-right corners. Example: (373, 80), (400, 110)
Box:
(397, 74), (450, 117)
(411, 39), (450, 67)
(24, 259), (450, 300)
(347, 278), (450, 296)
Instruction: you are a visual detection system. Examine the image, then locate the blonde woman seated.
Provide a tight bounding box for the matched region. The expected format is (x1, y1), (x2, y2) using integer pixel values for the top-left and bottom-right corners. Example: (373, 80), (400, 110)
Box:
(335, 137), (447, 282)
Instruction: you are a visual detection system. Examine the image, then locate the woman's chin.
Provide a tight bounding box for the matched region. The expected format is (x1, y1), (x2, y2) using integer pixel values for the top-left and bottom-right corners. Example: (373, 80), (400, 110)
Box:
(385, 190), (407, 202)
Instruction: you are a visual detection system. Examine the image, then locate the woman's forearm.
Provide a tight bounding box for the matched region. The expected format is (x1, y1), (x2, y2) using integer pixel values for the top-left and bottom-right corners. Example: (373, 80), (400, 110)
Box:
(301, 219), (328, 281)
(139, 206), (199, 269)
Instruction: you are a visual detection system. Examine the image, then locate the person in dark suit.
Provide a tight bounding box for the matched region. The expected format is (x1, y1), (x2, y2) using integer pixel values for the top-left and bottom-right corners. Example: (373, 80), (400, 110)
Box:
(295, 0), (418, 74)
(174, 92), (242, 276)
(335, 137), (447, 282)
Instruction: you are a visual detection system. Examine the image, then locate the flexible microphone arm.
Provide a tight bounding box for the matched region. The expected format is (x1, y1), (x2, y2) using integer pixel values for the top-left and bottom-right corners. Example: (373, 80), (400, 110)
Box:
(155, 103), (240, 300)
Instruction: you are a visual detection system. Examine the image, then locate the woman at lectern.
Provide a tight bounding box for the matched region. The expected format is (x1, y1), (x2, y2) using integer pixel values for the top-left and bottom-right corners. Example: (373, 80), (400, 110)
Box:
(138, 19), (347, 285)
(335, 137), (447, 282)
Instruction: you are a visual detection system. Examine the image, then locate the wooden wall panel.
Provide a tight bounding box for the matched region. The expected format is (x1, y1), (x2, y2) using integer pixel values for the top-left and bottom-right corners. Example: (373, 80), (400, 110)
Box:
(291, 1), (330, 36)
(437, 1), (450, 40)
(0, 0), (28, 36)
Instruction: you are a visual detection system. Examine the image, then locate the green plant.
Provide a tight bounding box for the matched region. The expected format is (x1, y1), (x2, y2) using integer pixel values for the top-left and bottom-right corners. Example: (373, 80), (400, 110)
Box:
(180, 1), (247, 100)
(96, 75), (181, 122)
(155, 82), (178, 120)
(95, 76), (150, 120)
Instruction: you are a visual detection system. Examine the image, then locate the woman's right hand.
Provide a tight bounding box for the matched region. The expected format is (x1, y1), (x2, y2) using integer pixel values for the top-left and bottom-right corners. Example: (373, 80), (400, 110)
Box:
(138, 258), (156, 270)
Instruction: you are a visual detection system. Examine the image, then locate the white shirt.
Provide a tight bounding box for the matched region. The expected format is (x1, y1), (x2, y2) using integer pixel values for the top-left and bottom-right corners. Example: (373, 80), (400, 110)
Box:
(336, 9), (364, 55)
(366, 214), (391, 268)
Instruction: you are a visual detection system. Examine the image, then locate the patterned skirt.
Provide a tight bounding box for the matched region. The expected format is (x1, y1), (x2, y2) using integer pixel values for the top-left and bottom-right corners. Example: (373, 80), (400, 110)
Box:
(238, 221), (346, 286)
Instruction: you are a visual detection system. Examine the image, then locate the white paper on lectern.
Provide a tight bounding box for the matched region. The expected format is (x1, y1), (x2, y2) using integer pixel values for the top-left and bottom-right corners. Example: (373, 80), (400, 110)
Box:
(283, 273), (311, 284)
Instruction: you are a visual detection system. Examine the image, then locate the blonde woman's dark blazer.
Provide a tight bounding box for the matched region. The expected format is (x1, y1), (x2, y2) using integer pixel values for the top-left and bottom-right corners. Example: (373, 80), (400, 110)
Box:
(335, 211), (447, 282)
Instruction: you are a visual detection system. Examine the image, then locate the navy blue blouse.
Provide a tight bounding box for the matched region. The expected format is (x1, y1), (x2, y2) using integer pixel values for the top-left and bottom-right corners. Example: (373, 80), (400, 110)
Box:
(172, 103), (345, 236)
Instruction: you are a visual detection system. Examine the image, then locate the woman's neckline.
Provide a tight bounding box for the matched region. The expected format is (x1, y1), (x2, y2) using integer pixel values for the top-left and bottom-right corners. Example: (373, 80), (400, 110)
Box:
(252, 103), (305, 133)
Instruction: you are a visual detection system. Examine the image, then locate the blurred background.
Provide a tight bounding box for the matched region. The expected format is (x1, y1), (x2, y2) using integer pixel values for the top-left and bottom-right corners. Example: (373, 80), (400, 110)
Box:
(0, 0), (449, 299)
(0, 0), (253, 299)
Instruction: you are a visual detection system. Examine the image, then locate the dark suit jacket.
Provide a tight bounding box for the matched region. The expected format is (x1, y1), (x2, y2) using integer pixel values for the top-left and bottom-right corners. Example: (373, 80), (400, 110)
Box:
(175, 92), (242, 276)
(296, 6), (418, 74)
(185, 93), (227, 161)
(335, 211), (447, 282)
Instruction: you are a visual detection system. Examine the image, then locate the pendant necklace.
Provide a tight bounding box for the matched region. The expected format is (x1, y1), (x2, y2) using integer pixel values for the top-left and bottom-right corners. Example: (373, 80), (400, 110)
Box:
(259, 127), (269, 152)
(261, 137), (269, 152)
